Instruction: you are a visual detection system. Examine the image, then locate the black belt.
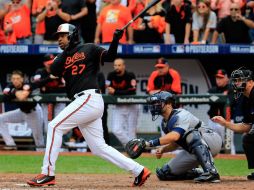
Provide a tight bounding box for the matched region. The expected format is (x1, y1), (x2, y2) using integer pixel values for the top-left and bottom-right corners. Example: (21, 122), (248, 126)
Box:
(72, 89), (100, 100)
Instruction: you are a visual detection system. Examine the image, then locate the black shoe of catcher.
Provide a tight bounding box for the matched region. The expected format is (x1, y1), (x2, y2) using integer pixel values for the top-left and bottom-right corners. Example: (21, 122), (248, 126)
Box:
(194, 172), (220, 183)
(247, 172), (254, 180)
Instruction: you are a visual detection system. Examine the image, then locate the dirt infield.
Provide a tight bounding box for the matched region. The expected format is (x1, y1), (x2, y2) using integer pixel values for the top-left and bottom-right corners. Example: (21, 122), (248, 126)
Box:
(0, 174), (253, 190)
(0, 152), (251, 189)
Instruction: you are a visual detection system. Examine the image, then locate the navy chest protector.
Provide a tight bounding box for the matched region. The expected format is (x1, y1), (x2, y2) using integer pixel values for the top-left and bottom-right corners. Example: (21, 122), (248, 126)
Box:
(161, 110), (180, 134)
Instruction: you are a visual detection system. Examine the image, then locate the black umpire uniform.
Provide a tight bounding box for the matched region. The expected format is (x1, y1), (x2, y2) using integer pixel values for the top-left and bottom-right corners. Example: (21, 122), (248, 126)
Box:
(242, 86), (254, 175)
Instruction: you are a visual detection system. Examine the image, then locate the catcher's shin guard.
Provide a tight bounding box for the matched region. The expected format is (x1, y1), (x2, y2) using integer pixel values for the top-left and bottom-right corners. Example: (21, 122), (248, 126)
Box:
(186, 130), (218, 174)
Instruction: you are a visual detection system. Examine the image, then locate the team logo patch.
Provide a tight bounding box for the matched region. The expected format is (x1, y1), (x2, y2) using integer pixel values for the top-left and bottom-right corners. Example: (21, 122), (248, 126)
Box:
(57, 25), (62, 32)
(65, 52), (86, 68)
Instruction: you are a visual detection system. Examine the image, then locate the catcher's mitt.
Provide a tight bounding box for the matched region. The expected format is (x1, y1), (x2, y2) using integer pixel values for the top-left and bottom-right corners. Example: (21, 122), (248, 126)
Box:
(125, 138), (146, 159)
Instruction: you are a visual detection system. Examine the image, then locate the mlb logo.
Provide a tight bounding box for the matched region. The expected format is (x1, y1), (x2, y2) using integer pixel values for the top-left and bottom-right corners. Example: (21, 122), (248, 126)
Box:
(172, 45), (185, 53)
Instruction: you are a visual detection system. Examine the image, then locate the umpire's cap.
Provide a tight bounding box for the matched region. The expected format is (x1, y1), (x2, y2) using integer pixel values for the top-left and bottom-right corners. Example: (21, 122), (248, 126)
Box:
(43, 54), (55, 65)
(55, 23), (76, 36)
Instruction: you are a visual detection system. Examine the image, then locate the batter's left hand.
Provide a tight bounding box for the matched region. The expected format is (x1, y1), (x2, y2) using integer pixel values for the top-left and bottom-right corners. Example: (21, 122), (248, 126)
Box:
(113, 29), (124, 41)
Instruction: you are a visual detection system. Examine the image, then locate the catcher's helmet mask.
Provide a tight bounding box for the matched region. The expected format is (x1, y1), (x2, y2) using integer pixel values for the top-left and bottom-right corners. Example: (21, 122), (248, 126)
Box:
(231, 68), (253, 99)
(147, 91), (175, 121)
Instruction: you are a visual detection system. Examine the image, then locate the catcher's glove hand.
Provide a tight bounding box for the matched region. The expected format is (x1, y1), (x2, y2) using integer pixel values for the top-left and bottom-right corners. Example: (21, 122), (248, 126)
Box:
(125, 138), (146, 159)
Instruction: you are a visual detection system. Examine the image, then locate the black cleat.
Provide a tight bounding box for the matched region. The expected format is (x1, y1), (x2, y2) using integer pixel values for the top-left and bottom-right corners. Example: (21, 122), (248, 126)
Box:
(194, 172), (220, 183)
(247, 172), (254, 180)
(27, 174), (55, 186)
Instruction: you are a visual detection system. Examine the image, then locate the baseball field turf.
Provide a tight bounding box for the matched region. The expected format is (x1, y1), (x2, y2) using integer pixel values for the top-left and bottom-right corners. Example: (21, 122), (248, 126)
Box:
(0, 152), (249, 176)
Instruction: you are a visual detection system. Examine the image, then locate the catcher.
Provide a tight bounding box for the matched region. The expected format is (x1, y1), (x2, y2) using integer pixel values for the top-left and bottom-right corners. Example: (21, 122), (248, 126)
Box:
(126, 91), (222, 183)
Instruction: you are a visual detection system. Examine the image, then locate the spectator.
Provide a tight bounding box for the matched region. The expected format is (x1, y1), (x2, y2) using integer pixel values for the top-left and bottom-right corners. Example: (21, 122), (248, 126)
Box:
(133, 0), (165, 43)
(0, 0), (10, 44)
(36, 0), (69, 44)
(0, 70), (44, 150)
(106, 58), (139, 147)
(32, 0), (47, 44)
(128, 0), (145, 32)
(212, 68), (254, 180)
(210, 0), (244, 20)
(3, 0), (33, 44)
(212, 2), (254, 44)
(32, 54), (66, 133)
(192, 0), (217, 44)
(81, 0), (97, 43)
(164, 0), (192, 44)
(61, 0), (88, 30)
(247, 0), (254, 43)
(95, 0), (134, 44)
(147, 57), (182, 95)
(207, 69), (235, 154)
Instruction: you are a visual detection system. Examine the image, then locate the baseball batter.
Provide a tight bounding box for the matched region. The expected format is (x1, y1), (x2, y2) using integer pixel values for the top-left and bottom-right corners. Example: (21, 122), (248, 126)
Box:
(146, 91), (222, 182)
(107, 58), (139, 146)
(0, 70), (44, 150)
(27, 23), (151, 187)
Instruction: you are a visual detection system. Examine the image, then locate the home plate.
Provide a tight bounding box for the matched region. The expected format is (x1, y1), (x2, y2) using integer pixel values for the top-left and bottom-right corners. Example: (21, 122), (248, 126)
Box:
(16, 183), (29, 187)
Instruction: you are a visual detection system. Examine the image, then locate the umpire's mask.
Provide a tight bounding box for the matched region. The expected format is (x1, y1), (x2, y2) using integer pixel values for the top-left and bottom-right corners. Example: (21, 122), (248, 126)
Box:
(146, 91), (175, 121)
(231, 68), (253, 99)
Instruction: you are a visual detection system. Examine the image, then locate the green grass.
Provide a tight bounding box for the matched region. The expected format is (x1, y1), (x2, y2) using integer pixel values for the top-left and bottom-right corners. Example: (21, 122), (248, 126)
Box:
(0, 154), (250, 176)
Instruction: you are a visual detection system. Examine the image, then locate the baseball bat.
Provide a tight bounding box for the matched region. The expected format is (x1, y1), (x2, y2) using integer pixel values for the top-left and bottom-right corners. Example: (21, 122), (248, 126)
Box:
(121, 0), (161, 31)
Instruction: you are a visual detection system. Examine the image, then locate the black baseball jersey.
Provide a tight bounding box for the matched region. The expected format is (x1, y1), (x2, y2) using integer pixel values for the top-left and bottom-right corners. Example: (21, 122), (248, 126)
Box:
(33, 68), (65, 93)
(50, 43), (106, 99)
(207, 84), (234, 118)
(242, 86), (254, 125)
(3, 83), (37, 113)
(107, 71), (137, 95)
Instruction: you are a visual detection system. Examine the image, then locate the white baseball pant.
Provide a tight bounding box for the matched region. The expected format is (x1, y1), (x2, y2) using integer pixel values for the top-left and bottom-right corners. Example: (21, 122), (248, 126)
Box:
(41, 89), (144, 177)
(111, 104), (139, 146)
(168, 130), (222, 175)
(0, 104), (44, 147)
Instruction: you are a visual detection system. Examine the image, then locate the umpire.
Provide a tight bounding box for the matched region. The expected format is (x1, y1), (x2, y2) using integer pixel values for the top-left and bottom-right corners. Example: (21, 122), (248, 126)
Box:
(212, 68), (254, 180)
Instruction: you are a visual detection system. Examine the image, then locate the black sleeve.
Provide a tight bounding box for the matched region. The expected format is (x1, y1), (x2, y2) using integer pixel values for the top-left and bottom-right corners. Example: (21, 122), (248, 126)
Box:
(80, 0), (87, 9)
(50, 53), (66, 77)
(101, 38), (119, 63)
(185, 4), (192, 23)
(216, 18), (225, 33)
(97, 72), (106, 94)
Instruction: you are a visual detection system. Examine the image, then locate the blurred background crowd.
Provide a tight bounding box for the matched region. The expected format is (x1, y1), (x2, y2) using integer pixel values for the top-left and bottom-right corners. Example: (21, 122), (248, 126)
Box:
(0, 0), (254, 45)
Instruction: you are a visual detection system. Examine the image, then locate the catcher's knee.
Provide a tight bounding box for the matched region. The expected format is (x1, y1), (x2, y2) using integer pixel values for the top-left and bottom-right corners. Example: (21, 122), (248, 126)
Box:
(156, 164), (177, 181)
